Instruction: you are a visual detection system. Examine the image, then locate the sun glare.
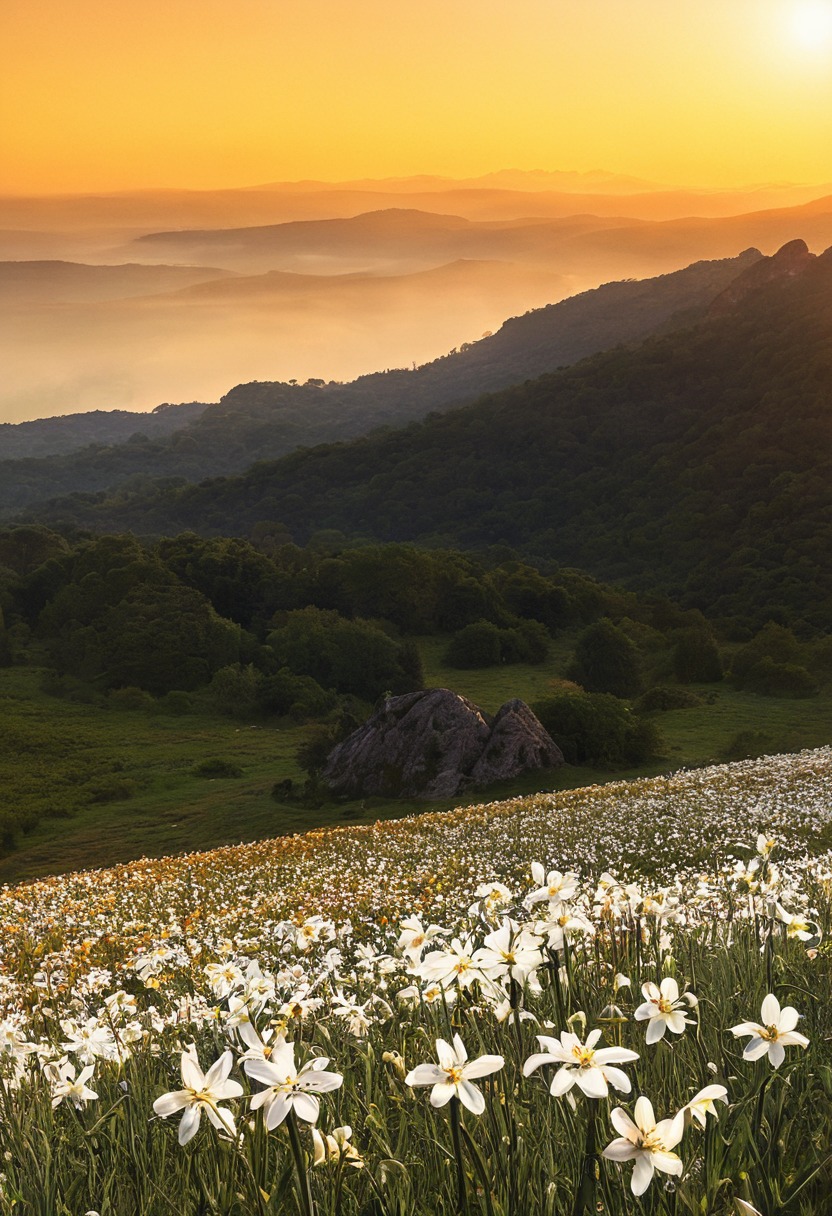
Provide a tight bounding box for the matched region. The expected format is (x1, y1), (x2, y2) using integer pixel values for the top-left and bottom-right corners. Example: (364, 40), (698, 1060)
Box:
(791, 0), (832, 50)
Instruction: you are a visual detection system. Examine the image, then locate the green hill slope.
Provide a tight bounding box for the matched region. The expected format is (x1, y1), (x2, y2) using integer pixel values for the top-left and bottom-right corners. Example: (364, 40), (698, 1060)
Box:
(0, 250), (757, 513)
(32, 241), (832, 628)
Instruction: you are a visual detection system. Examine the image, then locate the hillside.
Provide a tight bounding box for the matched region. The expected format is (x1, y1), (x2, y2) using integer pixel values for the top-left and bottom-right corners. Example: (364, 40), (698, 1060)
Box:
(32, 241), (832, 628)
(0, 250), (758, 512)
(0, 747), (830, 1212)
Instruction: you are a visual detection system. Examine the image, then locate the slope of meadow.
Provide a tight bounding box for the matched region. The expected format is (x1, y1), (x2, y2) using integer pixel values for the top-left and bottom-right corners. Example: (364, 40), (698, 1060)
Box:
(0, 750), (830, 1214)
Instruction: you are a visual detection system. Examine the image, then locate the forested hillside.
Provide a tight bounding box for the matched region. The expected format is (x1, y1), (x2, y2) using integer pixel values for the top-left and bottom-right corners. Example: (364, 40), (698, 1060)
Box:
(0, 251), (758, 513)
(31, 242), (832, 630)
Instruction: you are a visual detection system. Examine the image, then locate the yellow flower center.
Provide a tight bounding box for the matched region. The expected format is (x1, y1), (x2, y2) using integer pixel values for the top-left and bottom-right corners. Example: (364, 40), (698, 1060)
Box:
(572, 1046), (595, 1068)
(657, 997), (673, 1014)
(446, 1066), (464, 1085)
(761, 1024), (780, 1041)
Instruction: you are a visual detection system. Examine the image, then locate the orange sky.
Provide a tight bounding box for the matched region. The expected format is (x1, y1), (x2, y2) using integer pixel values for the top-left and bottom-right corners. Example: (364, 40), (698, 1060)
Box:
(3, 0), (832, 194)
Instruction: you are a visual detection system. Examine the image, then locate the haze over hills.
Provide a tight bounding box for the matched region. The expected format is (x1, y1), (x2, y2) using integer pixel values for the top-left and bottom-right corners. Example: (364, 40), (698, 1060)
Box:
(27, 241), (832, 630)
(4, 174), (832, 423)
(0, 250), (761, 511)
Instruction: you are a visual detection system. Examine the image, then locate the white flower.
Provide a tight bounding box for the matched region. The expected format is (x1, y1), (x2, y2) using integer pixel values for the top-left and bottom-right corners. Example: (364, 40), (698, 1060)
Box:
(153, 1046), (243, 1145)
(472, 919), (543, 986)
(634, 978), (696, 1044)
(419, 937), (483, 990)
(523, 1028), (638, 1100)
(244, 1039), (342, 1129)
(528, 866), (579, 907)
(398, 915), (443, 962)
(684, 1083), (728, 1126)
(312, 1125), (363, 1168)
(405, 1034), (504, 1114)
(45, 1059), (98, 1109)
(730, 993), (809, 1067)
(602, 1095), (685, 1196)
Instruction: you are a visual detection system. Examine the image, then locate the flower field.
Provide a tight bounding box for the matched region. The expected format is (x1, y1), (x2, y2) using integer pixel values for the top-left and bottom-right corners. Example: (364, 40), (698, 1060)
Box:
(1, 748), (831, 1214)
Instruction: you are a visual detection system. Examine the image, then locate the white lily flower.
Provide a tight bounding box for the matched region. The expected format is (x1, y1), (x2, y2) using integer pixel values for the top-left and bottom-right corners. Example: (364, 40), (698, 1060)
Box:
(684, 1083), (728, 1126)
(602, 1095), (685, 1196)
(472, 919), (544, 985)
(244, 1039), (342, 1129)
(312, 1124), (364, 1168)
(523, 1027), (638, 1100)
(634, 978), (696, 1044)
(730, 993), (809, 1067)
(527, 868), (579, 907)
(398, 916), (443, 961)
(153, 1046), (243, 1145)
(45, 1058), (98, 1109)
(405, 1034), (504, 1114)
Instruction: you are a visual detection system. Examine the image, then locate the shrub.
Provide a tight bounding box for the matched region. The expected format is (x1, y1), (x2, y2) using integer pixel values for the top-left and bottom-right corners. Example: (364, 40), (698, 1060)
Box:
(192, 758), (244, 778)
(532, 691), (662, 767)
(108, 686), (155, 711)
(256, 668), (336, 720)
(444, 620), (503, 668)
(500, 619), (550, 665)
(634, 686), (704, 713)
(567, 619), (643, 698)
(206, 663), (260, 718)
(673, 628), (723, 683)
(740, 657), (819, 698)
(731, 622), (802, 687)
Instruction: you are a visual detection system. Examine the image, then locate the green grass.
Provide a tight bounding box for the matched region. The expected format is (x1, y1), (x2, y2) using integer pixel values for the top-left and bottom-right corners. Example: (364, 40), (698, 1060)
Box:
(2, 639), (832, 885)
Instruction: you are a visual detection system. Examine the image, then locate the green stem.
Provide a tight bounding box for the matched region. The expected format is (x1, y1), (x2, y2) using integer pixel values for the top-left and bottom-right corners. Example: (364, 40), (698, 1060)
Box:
(449, 1097), (469, 1215)
(287, 1109), (316, 1216)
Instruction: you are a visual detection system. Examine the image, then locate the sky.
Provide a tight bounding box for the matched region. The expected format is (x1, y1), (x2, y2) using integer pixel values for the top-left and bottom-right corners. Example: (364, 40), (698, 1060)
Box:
(4, 0), (832, 194)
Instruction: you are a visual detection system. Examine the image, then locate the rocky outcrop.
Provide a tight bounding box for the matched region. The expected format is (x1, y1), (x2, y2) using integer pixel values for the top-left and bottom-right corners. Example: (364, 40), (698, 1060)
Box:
(322, 688), (564, 800)
(708, 239), (815, 315)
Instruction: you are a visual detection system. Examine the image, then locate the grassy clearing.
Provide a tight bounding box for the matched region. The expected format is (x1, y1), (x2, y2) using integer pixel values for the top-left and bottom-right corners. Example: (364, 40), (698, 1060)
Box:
(2, 643), (832, 884)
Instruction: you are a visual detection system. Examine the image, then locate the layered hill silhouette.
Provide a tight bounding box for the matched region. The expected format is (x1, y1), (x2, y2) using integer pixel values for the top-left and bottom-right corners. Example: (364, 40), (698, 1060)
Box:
(27, 240), (832, 629)
(0, 250), (759, 512)
(6, 178), (832, 421)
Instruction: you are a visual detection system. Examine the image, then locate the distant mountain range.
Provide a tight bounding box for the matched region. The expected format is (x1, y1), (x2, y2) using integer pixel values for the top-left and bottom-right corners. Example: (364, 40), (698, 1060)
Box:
(25, 240), (832, 630)
(0, 249), (760, 512)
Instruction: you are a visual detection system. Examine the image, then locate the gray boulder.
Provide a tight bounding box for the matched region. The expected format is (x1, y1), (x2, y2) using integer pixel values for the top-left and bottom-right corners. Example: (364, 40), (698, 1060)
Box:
(322, 688), (563, 800)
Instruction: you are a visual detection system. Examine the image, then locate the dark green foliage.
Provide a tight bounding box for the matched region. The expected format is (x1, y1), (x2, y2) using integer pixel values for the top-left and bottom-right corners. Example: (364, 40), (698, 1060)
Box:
(32, 254), (832, 632)
(731, 622), (802, 686)
(445, 617), (551, 668)
(205, 663), (261, 718)
(0, 607), (12, 668)
(96, 583), (240, 695)
(192, 758), (244, 778)
(0, 252), (756, 516)
(720, 730), (779, 761)
(673, 628), (724, 683)
(567, 619), (643, 698)
(740, 657), (819, 698)
(267, 607), (421, 701)
(107, 686), (155, 711)
(255, 668), (336, 720)
(634, 685), (705, 713)
(532, 691), (663, 767)
(444, 620), (503, 668)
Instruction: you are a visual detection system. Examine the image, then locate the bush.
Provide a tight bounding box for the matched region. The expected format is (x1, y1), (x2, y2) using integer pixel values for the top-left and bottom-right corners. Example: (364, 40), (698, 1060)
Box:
(740, 657), (819, 698)
(720, 730), (778, 762)
(206, 663), (261, 718)
(532, 691), (662, 767)
(731, 622), (802, 687)
(192, 758), (244, 778)
(108, 686), (155, 711)
(256, 668), (336, 720)
(567, 619), (643, 698)
(500, 619), (551, 665)
(673, 628), (723, 683)
(634, 686), (704, 713)
(158, 691), (193, 715)
(444, 621), (503, 668)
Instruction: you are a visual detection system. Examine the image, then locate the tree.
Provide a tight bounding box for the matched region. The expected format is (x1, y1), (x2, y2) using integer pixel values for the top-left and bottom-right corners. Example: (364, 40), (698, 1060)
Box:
(567, 619), (643, 698)
(673, 628), (723, 683)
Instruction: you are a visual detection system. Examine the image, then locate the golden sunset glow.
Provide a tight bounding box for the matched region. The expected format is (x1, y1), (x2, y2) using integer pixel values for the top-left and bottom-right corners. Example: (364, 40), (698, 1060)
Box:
(2, 0), (832, 195)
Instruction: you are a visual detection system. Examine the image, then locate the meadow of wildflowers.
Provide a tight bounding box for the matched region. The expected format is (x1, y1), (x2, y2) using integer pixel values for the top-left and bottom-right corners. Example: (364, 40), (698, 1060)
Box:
(0, 747), (831, 1214)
